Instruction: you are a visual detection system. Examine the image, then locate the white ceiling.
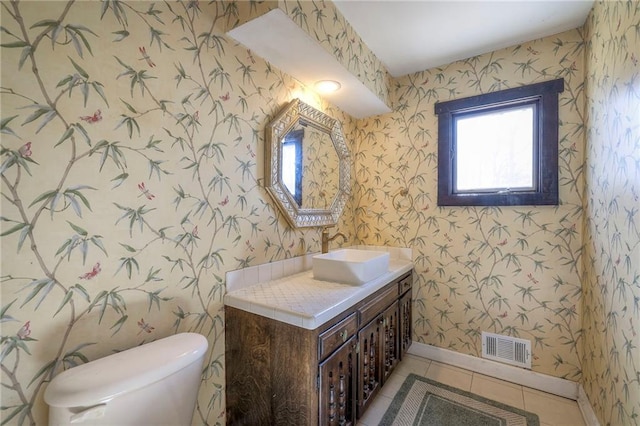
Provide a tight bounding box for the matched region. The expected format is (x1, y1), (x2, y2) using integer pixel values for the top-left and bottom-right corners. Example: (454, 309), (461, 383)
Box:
(334, 0), (594, 77)
(228, 1), (594, 118)
(228, 9), (392, 118)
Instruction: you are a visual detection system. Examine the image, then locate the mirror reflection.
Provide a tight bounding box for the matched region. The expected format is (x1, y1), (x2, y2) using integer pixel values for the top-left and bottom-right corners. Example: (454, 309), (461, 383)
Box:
(281, 120), (339, 209)
(265, 99), (350, 228)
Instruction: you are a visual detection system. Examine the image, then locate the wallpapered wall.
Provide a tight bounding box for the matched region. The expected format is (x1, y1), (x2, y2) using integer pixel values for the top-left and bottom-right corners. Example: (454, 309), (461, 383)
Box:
(300, 127), (339, 209)
(0, 1), (359, 424)
(354, 29), (587, 380)
(582, 1), (640, 425)
(2, 1), (638, 426)
(277, 0), (393, 109)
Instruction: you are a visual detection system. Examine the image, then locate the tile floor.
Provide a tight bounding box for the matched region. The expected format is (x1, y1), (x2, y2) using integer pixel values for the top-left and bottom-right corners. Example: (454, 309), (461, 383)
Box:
(357, 354), (587, 426)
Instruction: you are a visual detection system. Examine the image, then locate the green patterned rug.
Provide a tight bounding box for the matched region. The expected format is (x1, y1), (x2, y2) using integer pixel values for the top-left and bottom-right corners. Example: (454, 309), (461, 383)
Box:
(379, 374), (540, 426)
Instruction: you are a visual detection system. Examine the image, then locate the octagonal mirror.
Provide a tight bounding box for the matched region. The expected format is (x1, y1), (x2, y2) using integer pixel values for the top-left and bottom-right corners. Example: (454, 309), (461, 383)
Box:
(265, 99), (351, 228)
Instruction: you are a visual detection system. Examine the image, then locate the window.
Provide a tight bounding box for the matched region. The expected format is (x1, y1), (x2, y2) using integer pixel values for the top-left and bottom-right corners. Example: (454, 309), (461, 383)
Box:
(435, 78), (564, 206)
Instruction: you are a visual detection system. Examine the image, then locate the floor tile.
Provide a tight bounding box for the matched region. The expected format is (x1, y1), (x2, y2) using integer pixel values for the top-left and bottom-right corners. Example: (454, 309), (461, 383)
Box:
(392, 353), (431, 378)
(523, 387), (585, 425)
(359, 355), (588, 426)
(358, 394), (392, 426)
(471, 373), (525, 409)
(379, 371), (407, 398)
(424, 360), (473, 392)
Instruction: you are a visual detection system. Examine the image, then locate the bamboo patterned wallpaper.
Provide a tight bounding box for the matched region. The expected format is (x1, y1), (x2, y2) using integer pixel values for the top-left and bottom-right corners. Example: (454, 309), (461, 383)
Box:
(354, 28), (587, 380)
(301, 127), (339, 209)
(582, 1), (640, 425)
(1, 1), (638, 425)
(277, 0), (393, 108)
(0, 1), (359, 424)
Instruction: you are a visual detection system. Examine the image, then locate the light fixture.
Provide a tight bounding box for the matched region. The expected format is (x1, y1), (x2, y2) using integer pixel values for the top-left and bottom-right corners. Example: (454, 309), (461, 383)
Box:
(314, 80), (341, 94)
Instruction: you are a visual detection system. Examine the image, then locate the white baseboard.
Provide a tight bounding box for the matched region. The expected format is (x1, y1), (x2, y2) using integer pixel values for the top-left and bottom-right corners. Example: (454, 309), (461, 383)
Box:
(577, 384), (601, 426)
(407, 342), (599, 425)
(408, 342), (577, 398)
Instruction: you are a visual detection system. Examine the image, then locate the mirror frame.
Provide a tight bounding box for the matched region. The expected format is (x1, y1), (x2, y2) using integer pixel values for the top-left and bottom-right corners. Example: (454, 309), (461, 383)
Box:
(265, 99), (351, 228)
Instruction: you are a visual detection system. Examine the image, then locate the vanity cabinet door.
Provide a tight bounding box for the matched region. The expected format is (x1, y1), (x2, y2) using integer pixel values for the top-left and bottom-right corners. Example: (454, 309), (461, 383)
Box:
(319, 336), (356, 426)
(380, 302), (400, 383)
(356, 317), (382, 417)
(399, 289), (412, 359)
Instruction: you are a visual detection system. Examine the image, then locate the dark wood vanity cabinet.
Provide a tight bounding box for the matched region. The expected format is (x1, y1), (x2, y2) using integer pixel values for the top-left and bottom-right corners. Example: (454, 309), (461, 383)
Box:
(356, 281), (402, 417)
(381, 302), (401, 381)
(399, 288), (412, 359)
(318, 335), (357, 425)
(225, 270), (413, 425)
(357, 315), (382, 416)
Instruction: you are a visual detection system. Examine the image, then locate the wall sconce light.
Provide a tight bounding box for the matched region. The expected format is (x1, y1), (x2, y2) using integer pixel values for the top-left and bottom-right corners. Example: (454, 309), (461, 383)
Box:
(314, 80), (341, 94)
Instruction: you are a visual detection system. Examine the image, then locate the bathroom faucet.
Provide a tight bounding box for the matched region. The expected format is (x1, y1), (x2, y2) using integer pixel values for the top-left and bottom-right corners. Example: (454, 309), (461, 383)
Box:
(321, 226), (348, 253)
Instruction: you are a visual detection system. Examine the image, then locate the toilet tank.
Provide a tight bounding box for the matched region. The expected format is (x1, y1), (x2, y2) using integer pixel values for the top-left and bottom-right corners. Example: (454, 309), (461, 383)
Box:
(44, 333), (208, 426)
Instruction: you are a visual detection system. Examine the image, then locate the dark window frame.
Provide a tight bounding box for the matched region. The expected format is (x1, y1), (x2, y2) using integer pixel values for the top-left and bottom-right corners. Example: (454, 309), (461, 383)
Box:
(435, 78), (564, 206)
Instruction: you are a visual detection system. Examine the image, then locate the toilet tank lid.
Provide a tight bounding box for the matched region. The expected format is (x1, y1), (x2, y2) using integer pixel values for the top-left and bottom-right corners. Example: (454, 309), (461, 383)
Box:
(44, 333), (208, 407)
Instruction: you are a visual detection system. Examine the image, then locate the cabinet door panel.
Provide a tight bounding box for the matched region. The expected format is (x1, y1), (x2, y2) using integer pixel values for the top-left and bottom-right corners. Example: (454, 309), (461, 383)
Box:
(381, 303), (400, 383)
(399, 289), (412, 359)
(319, 336), (356, 426)
(356, 318), (382, 417)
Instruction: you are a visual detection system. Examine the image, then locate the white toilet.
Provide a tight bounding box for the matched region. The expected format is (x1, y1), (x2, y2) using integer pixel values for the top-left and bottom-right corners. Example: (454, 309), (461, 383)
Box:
(44, 333), (208, 425)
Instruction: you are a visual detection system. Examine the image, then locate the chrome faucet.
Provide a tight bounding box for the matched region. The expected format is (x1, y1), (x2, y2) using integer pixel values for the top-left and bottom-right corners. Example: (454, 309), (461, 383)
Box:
(321, 226), (348, 253)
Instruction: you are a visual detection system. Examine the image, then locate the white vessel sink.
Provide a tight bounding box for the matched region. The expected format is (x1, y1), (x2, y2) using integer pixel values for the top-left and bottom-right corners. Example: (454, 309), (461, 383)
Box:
(313, 249), (390, 285)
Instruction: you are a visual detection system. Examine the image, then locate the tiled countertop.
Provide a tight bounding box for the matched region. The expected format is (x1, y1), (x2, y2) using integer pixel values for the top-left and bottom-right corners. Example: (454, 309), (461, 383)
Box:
(224, 247), (413, 330)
